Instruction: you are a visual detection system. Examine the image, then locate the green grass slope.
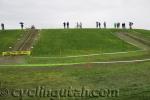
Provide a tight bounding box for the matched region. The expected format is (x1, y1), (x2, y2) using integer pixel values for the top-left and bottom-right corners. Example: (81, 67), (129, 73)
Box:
(0, 61), (150, 100)
(0, 29), (150, 100)
(0, 30), (24, 53)
(32, 29), (138, 57)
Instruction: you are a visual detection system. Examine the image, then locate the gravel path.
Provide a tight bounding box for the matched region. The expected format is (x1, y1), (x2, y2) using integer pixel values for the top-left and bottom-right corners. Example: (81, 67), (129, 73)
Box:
(116, 32), (150, 50)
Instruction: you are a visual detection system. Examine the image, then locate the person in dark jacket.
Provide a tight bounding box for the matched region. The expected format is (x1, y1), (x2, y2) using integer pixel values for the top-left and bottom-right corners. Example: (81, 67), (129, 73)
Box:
(67, 22), (69, 29)
(19, 22), (24, 29)
(122, 23), (126, 29)
(129, 22), (134, 29)
(1, 23), (5, 30)
(96, 22), (99, 28)
(98, 22), (101, 28)
(117, 23), (120, 29)
(63, 22), (66, 29)
(104, 22), (106, 28)
(80, 22), (82, 29)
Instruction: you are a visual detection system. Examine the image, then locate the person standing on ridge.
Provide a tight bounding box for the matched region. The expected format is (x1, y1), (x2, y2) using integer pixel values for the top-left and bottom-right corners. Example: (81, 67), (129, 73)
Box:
(98, 22), (101, 28)
(114, 23), (117, 29)
(63, 22), (66, 29)
(19, 22), (24, 30)
(96, 22), (99, 28)
(80, 22), (82, 29)
(1, 23), (5, 30)
(76, 22), (78, 28)
(122, 23), (126, 29)
(117, 23), (120, 29)
(67, 22), (69, 29)
(129, 22), (134, 29)
(104, 22), (106, 28)
(77, 22), (80, 29)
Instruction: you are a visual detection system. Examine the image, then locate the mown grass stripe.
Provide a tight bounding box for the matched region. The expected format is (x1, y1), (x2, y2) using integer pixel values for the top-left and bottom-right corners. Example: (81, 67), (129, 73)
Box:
(31, 50), (145, 59)
(0, 58), (150, 67)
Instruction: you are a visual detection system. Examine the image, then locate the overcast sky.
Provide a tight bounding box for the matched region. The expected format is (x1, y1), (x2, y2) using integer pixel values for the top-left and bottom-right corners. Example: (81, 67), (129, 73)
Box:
(0, 0), (150, 29)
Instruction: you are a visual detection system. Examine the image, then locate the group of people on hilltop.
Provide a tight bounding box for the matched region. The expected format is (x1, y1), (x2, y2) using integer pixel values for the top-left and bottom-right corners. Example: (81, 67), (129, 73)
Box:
(0, 22), (36, 30)
(0, 21), (134, 30)
(129, 22), (134, 29)
(96, 22), (107, 28)
(63, 21), (133, 29)
(63, 22), (83, 29)
(63, 21), (107, 29)
(0, 22), (24, 31)
(63, 22), (70, 29)
(114, 22), (134, 29)
(76, 22), (82, 29)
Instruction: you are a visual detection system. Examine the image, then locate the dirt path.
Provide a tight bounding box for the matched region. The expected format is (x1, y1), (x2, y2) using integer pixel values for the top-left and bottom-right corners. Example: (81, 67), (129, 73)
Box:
(13, 29), (38, 51)
(116, 32), (150, 50)
(0, 29), (39, 64)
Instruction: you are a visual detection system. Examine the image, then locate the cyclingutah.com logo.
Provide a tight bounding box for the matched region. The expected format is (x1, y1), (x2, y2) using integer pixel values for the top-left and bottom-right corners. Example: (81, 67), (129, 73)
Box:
(0, 82), (9, 97)
(0, 82), (120, 100)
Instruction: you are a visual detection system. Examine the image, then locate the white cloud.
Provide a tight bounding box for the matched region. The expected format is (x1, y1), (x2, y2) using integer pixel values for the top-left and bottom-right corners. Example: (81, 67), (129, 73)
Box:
(0, 0), (150, 29)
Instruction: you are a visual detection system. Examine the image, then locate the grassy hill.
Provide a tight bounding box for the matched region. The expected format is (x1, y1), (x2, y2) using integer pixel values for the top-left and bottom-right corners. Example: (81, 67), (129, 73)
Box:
(0, 30), (24, 53)
(0, 29), (150, 100)
(1, 60), (150, 100)
(32, 29), (138, 57)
